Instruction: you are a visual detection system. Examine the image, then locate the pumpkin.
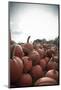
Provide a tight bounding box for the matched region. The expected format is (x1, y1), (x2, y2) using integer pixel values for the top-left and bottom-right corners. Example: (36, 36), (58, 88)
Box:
(10, 57), (23, 83)
(22, 56), (32, 73)
(19, 73), (32, 86)
(35, 77), (57, 86)
(31, 65), (43, 80)
(29, 50), (40, 65)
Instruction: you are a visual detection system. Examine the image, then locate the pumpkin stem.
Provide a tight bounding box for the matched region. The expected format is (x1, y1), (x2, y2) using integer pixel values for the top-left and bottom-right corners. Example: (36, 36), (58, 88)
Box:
(49, 57), (53, 62)
(52, 54), (56, 62)
(27, 36), (31, 43)
(49, 54), (54, 62)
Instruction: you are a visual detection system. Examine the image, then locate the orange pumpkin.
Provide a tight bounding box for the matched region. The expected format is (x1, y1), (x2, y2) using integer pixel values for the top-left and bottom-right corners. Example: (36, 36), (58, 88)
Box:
(19, 73), (32, 86)
(31, 65), (43, 80)
(10, 57), (23, 83)
(10, 44), (24, 59)
(22, 56), (32, 73)
(35, 77), (57, 86)
(29, 50), (40, 65)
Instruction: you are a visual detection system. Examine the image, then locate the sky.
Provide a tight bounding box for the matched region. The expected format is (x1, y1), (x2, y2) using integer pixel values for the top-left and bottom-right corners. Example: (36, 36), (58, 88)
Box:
(9, 2), (59, 43)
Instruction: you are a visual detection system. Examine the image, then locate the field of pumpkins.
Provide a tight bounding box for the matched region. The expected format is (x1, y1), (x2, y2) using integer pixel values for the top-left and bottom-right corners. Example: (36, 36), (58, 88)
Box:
(10, 36), (59, 88)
